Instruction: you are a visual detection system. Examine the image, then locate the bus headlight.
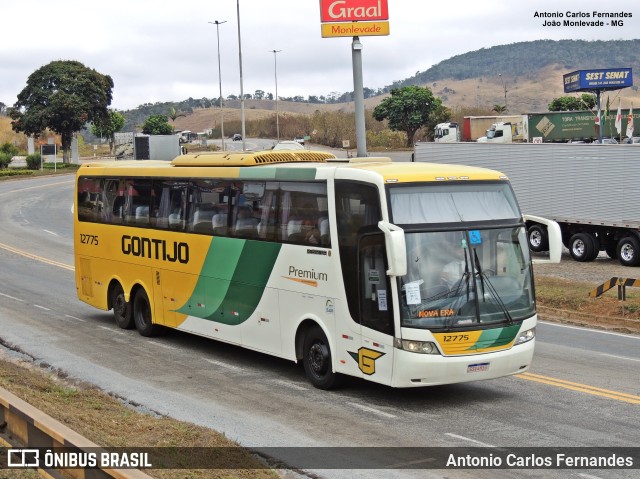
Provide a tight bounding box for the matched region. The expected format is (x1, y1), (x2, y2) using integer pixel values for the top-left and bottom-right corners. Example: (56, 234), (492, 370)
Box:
(514, 327), (535, 345)
(394, 338), (440, 354)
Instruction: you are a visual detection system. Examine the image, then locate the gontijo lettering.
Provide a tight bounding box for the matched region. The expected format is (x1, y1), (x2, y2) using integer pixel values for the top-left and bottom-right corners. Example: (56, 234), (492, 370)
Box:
(121, 235), (189, 263)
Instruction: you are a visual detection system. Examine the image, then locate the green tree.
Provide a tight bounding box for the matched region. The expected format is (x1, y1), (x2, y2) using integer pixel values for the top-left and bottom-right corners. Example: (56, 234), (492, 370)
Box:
(372, 86), (442, 147)
(168, 106), (186, 123)
(142, 115), (174, 135)
(90, 109), (125, 154)
(548, 94), (596, 111)
(492, 104), (508, 113)
(10, 60), (113, 163)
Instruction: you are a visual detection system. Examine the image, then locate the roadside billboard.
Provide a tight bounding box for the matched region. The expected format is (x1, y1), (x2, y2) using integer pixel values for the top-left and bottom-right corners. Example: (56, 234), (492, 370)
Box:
(319, 0), (389, 23)
(564, 68), (633, 93)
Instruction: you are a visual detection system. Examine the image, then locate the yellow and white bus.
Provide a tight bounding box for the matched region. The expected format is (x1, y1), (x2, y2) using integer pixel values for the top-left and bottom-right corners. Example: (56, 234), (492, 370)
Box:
(74, 150), (560, 389)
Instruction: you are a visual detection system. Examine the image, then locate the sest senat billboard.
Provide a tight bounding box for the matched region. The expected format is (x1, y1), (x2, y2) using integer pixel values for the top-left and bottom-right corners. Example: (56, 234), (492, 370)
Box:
(564, 68), (633, 93)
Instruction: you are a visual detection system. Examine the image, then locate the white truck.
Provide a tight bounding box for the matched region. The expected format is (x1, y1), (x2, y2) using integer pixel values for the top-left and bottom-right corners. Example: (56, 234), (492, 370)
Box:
(413, 141), (640, 266)
(434, 122), (460, 142)
(477, 122), (516, 143)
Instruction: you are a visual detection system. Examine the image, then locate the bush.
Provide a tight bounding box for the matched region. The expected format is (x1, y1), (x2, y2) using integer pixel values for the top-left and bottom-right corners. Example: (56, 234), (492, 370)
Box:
(0, 142), (19, 158)
(0, 152), (11, 169)
(25, 153), (41, 170)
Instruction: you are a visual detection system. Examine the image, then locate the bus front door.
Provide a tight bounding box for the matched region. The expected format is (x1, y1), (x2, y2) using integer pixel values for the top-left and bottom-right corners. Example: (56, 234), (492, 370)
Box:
(358, 234), (395, 385)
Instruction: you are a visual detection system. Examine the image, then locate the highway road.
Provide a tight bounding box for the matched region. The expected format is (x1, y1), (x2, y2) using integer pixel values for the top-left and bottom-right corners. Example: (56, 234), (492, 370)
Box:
(0, 174), (638, 479)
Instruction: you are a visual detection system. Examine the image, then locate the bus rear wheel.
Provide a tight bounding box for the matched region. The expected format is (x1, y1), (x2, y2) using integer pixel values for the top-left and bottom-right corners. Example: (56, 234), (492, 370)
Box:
(303, 325), (339, 390)
(133, 288), (159, 337)
(111, 283), (133, 329)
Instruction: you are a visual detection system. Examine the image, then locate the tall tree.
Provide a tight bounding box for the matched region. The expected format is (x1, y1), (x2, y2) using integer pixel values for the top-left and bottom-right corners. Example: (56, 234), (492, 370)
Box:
(372, 86), (442, 147)
(548, 94), (596, 111)
(142, 115), (174, 135)
(90, 109), (125, 154)
(168, 106), (186, 123)
(10, 60), (113, 163)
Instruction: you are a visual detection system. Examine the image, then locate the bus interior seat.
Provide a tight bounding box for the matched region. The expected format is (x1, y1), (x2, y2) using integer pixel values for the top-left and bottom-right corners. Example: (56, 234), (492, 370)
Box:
(318, 217), (329, 245)
(286, 219), (302, 239)
(191, 205), (216, 234)
(234, 217), (259, 238)
(211, 213), (228, 235)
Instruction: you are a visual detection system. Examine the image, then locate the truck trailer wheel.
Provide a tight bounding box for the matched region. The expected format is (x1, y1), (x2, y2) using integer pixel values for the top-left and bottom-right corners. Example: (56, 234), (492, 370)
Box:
(527, 225), (549, 252)
(617, 236), (640, 267)
(585, 233), (600, 261)
(569, 233), (596, 262)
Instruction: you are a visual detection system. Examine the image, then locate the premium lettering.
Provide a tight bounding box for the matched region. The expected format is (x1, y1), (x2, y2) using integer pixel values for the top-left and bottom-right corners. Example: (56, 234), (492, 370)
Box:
(121, 235), (189, 264)
(288, 265), (328, 282)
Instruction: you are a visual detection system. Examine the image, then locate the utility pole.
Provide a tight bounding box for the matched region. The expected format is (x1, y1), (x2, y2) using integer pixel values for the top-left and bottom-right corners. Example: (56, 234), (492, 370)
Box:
(269, 49), (282, 142)
(209, 20), (227, 151)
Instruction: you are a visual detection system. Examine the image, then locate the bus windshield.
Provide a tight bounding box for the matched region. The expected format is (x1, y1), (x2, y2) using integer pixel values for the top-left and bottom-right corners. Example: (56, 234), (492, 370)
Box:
(399, 227), (534, 330)
(389, 182), (533, 330)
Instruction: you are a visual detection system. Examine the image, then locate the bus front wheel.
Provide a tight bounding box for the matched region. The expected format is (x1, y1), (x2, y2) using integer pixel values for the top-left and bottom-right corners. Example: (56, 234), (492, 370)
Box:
(111, 283), (133, 329)
(303, 325), (339, 390)
(133, 288), (159, 337)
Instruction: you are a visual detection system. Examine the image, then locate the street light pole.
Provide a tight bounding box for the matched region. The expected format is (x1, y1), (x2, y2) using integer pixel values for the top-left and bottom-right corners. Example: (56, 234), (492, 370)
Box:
(209, 20), (227, 151)
(498, 73), (508, 111)
(236, 0), (246, 150)
(269, 49), (282, 142)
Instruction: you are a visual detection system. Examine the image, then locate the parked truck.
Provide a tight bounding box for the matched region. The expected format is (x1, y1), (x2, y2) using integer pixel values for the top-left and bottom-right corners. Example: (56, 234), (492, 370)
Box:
(462, 115), (526, 141)
(434, 122), (461, 142)
(413, 142), (640, 266)
(476, 122), (525, 143)
(446, 110), (634, 143)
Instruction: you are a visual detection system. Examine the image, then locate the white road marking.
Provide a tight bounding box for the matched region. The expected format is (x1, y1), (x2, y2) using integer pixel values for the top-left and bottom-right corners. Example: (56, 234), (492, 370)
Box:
(148, 341), (178, 350)
(43, 229), (59, 236)
(540, 320), (640, 340)
(600, 353), (640, 363)
(98, 325), (125, 335)
(0, 292), (25, 302)
(64, 315), (86, 322)
(445, 433), (495, 447)
(33, 304), (51, 311)
(272, 379), (308, 391)
(203, 358), (244, 372)
(346, 401), (397, 419)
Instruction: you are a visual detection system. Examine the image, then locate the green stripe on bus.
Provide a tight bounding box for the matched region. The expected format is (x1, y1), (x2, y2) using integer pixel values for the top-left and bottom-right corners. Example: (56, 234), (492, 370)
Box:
(274, 168), (318, 180)
(177, 238), (282, 325)
(472, 324), (520, 350)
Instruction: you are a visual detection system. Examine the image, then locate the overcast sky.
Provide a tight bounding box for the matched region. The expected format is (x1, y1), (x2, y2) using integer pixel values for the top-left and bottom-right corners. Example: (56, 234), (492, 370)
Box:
(1, 0), (637, 110)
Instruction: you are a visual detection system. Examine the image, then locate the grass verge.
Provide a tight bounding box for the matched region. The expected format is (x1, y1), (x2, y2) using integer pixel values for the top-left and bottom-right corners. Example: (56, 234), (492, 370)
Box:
(0, 355), (279, 479)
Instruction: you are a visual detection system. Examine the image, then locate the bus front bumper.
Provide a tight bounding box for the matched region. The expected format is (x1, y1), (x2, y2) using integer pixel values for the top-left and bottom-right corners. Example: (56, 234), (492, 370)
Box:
(390, 339), (535, 388)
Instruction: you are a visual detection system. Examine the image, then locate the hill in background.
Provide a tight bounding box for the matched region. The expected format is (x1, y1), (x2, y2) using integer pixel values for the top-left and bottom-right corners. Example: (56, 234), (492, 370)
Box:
(161, 39), (640, 134)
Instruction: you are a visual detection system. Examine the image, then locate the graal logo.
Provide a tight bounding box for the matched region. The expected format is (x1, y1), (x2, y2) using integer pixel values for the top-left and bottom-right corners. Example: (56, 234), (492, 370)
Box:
(8, 449), (40, 467)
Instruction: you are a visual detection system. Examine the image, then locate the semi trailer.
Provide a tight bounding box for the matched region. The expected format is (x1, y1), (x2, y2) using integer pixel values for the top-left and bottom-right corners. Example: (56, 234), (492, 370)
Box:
(440, 110), (636, 143)
(414, 141), (640, 266)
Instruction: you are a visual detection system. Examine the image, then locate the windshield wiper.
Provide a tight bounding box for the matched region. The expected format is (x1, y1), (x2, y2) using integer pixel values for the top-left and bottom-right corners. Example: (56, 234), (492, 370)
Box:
(473, 248), (514, 324)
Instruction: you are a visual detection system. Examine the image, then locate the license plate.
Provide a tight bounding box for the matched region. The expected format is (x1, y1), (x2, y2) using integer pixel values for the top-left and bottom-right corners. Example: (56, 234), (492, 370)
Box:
(467, 362), (490, 373)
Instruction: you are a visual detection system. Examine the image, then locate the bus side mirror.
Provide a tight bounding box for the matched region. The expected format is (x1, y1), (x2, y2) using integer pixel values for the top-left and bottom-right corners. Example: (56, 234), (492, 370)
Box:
(524, 215), (562, 264)
(378, 221), (407, 276)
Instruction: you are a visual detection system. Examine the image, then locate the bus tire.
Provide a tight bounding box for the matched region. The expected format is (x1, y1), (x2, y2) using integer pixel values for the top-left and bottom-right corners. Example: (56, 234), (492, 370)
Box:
(303, 325), (339, 390)
(111, 283), (133, 329)
(527, 225), (549, 252)
(133, 288), (159, 337)
(617, 236), (640, 267)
